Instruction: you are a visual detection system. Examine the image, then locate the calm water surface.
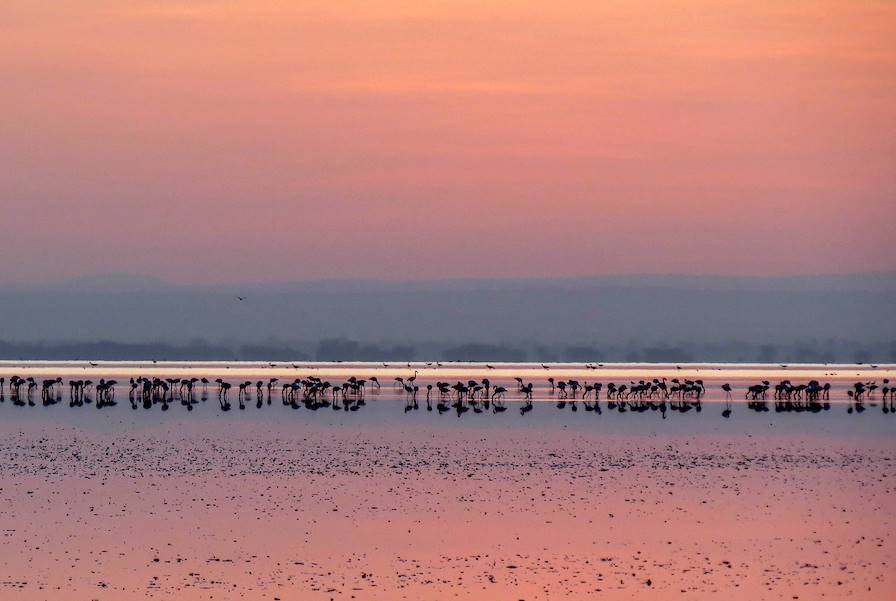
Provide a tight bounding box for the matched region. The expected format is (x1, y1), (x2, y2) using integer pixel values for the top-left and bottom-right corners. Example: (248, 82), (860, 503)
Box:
(0, 362), (893, 599)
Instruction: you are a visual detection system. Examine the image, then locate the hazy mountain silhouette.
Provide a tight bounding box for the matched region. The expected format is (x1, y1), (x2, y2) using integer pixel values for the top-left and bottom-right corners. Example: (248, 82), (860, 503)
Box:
(0, 273), (893, 361)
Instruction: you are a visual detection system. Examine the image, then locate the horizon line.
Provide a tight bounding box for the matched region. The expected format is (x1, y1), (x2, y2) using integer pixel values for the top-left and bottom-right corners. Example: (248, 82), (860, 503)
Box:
(3, 270), (896, 290)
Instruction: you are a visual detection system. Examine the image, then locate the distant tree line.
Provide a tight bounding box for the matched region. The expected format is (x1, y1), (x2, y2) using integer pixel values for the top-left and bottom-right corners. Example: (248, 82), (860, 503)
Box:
(0, 338), (893, 363)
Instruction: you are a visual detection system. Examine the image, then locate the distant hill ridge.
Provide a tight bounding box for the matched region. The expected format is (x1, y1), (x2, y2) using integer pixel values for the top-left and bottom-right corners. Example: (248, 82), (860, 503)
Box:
(0, 273), (893, 351)
(9, 271), (895, 292)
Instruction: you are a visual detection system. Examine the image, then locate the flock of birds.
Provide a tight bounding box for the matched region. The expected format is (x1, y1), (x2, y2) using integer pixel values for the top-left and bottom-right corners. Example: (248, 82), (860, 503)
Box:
(0, 373), (894, 418)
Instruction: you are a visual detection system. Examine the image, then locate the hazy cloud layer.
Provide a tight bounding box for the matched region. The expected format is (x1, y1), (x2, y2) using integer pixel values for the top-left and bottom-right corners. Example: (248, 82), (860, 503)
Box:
(2, 1), (894, 283)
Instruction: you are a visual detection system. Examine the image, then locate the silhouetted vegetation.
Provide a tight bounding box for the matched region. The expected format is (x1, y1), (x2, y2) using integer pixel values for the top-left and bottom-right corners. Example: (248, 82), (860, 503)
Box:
(0, 339), (892, 362)
(442, 344), (527, 362)
(315, 339), (414, 361)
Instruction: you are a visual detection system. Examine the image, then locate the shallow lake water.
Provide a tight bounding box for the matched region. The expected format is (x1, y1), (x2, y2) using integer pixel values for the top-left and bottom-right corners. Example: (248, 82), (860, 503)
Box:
(0, 362), (893, 599)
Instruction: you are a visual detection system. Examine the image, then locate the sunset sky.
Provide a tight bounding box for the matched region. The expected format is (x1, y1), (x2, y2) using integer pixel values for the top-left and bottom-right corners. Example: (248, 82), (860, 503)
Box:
(1, 1), (894, 284)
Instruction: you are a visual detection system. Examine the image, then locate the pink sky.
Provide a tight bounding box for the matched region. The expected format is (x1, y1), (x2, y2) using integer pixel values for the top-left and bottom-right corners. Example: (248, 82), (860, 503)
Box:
(1, 1), (894, 284)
